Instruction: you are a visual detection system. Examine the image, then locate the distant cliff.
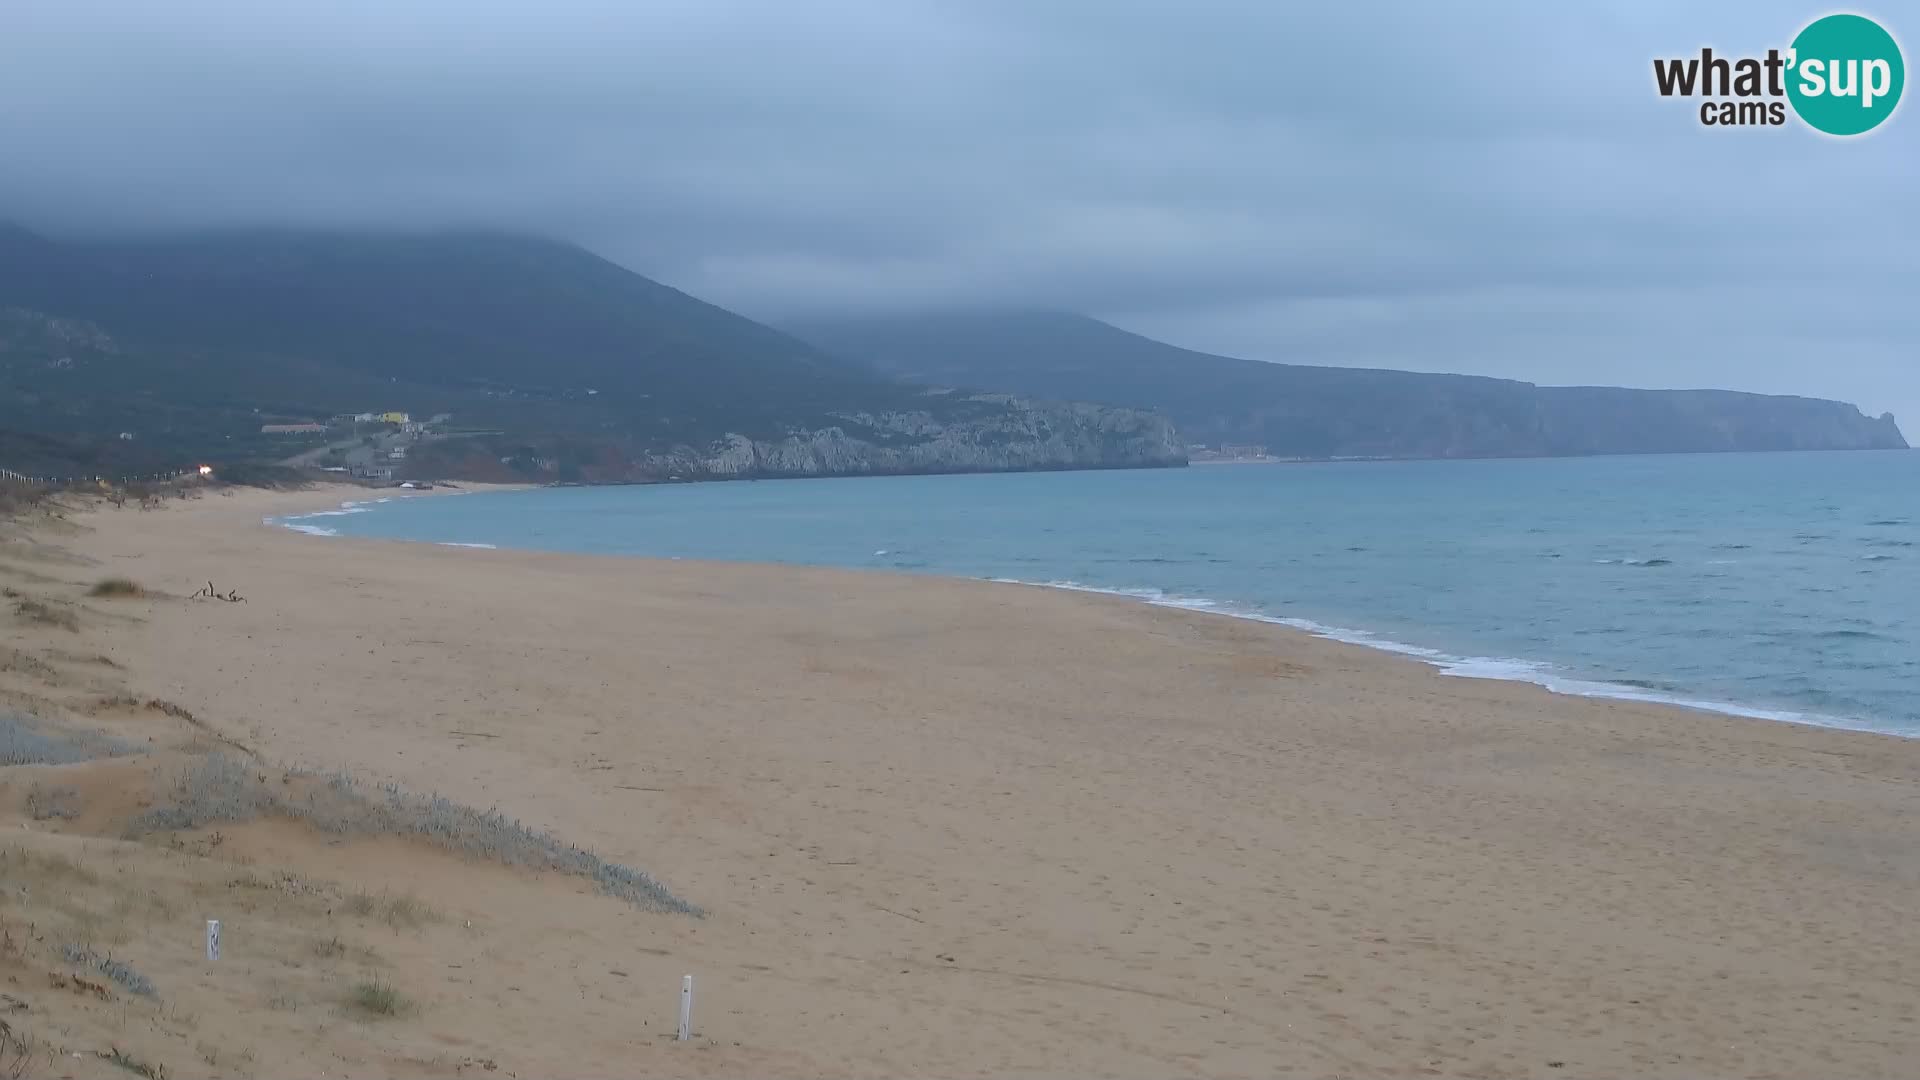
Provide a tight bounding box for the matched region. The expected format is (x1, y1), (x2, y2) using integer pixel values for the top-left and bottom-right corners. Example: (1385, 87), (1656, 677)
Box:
(407, 393), (1184, 483)
(651, 398), (1184, 478)
(1532, 387), (1906, 455)
(790, 310), (1909, 460)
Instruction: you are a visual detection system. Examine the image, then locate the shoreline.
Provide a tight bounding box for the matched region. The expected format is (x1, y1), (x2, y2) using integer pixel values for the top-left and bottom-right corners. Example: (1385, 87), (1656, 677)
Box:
(18, 482), (1915, 1076)
(270, 482), (1905, 742)
(998, 579), (1898, 739)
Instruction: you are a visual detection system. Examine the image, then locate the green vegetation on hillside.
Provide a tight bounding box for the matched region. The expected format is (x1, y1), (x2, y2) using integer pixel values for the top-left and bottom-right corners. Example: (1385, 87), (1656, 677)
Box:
(0, 227), (1181, 481)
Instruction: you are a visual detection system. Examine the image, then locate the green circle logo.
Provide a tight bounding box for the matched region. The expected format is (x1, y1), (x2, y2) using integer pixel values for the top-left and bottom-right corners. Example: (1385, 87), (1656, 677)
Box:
(1787, 14), (1905, 135)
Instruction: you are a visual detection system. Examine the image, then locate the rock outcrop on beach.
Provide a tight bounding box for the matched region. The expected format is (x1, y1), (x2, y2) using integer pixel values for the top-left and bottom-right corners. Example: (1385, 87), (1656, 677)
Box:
(790, 309), (1910, 459)
(0, 226), (1184, 482)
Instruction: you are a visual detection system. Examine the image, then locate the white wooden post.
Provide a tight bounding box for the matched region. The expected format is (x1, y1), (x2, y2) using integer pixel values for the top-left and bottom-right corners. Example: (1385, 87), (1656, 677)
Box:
(206, 919), (221, 962)
(677, 975), (693, 1041)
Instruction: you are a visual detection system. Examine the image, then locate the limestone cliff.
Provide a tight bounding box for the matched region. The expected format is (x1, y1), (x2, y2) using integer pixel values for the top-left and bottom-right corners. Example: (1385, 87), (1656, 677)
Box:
(417, 395), (1186, 483)
(647, 398), (1183, 478)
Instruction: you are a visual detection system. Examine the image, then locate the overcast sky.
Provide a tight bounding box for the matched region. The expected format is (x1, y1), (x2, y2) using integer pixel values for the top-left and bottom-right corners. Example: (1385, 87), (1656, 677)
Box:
(4, 1), (1915, 425)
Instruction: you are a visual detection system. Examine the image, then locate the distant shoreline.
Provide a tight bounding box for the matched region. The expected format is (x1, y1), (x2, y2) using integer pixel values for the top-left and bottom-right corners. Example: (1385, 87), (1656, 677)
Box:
(263, 478), (1906, 741)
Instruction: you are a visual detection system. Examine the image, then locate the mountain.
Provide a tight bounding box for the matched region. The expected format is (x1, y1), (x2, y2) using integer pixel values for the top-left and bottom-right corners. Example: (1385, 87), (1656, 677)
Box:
(787, 310), (1908, 459)
(0, 229), (1183, 482)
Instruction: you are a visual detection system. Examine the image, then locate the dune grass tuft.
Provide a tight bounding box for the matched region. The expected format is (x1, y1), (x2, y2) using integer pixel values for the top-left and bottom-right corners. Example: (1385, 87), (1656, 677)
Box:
(10, 596), (76, 631)
(342, 889), (438, 929)
(129, 753), (699, 914)
(61, 943), (157, 997)
(125, 753), (269, 832)
(347, 978), (412, 1018)
(87, 578), (146, 599)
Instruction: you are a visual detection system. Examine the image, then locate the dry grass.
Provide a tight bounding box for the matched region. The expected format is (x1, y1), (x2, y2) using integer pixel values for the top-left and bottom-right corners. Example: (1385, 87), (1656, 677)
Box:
(5, 842), (178, 951)
(0, 843), (102, 888)
(9, 595), (77, 631)
(95, 696), (196, 722)
(25, 781), (82, 820)
(0, 483), (52, 521)
(103, 1045), (168, 1079)
(62, 942), (157, 997)
(347, 978), (413, 1019)
(0, 821), (471, 1077)
(88, 577), (147, 599)
(342, 889), (438, 929)
(0, 1018), (41, 1080)
(129, 753), (697, 914)
(0, 646), (56, 681)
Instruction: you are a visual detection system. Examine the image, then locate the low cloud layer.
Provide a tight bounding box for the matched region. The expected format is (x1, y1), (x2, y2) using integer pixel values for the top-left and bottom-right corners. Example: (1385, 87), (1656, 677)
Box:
(4, 1), (1914, 422)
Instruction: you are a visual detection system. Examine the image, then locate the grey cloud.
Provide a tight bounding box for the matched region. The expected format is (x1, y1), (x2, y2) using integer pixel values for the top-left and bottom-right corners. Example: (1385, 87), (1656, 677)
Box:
(2, 0), (1914, 422)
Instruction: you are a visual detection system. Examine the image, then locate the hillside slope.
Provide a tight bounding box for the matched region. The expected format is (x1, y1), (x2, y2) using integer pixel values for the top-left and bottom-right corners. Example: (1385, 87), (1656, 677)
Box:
(0, 229), (1183, 481)
(788, 310), (1908, 459)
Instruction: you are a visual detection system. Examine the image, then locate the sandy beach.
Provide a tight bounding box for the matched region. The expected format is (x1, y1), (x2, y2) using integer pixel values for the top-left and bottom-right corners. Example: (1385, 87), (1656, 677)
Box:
(3, 482), (1918, 1078)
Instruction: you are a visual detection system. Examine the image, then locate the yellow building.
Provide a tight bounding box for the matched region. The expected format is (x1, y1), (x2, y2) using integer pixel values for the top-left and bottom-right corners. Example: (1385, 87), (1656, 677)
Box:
(380, 411), (411, 424)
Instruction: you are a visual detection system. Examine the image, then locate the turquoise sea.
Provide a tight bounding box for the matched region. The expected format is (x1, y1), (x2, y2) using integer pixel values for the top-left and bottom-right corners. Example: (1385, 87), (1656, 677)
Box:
(278, 450), (1920, 736)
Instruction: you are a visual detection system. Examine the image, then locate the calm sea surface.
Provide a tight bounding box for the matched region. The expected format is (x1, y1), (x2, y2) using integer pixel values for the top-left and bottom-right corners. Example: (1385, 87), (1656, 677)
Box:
(280, 450), (1920, 736)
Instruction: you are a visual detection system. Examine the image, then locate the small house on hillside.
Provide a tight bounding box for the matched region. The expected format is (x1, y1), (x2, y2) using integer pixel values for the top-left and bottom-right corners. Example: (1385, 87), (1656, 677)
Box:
(380, 411), (411, 424)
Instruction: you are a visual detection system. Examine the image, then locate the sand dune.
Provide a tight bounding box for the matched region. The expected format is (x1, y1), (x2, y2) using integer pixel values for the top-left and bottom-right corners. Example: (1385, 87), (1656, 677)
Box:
(3, 483), (1918, 1078)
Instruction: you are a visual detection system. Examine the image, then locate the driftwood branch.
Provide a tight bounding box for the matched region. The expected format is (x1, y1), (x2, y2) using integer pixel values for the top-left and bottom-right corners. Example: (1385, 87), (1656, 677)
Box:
(190, 580), (247, 603)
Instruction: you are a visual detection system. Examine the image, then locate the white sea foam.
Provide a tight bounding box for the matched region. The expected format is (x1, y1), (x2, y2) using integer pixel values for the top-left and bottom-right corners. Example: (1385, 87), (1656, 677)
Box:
(990, 577), (1891, 737)
(267, 508), (496, 549)
(254, 497), (1897, 738)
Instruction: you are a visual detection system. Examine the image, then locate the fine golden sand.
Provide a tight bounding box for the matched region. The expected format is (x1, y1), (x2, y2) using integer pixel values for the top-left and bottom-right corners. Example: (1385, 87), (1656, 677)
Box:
(3, 483), (1918, 1078)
